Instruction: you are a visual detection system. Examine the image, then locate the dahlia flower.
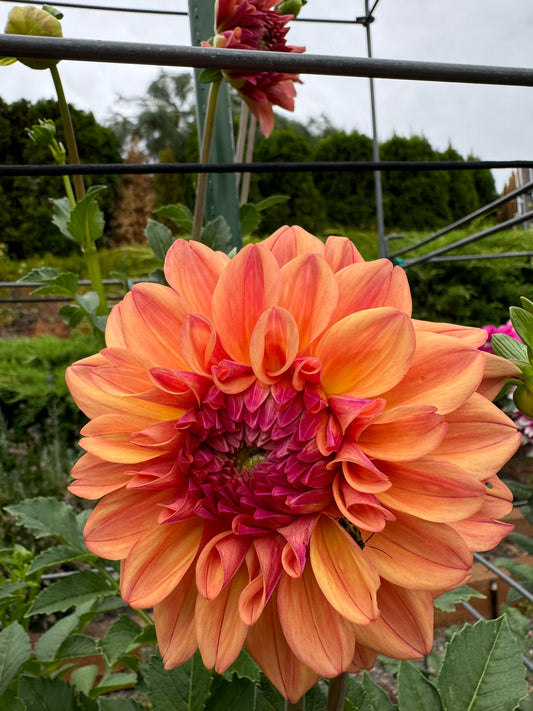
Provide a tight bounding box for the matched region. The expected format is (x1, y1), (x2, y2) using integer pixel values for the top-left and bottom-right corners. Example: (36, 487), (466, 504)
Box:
(67, 227), (520, 703)
(202, 0), (305, 137)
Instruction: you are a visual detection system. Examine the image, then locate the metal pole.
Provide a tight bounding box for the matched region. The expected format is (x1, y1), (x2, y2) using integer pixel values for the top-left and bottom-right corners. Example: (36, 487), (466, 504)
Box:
(364, 1), (386, 258)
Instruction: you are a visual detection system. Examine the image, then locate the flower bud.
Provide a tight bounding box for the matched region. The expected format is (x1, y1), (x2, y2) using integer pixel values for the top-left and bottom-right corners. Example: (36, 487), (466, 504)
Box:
(5, 5), (63, 70)
(514, 383), (533, 418)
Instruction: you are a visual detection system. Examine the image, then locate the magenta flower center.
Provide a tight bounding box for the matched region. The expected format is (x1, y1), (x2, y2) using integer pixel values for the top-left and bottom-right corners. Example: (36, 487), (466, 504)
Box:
(168, 382), (337, 535)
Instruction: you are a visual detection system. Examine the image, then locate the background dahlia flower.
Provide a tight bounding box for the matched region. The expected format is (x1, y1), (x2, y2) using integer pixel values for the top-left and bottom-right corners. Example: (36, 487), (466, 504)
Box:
(67, 227), (520, 703)
(203, 0), (305, 136)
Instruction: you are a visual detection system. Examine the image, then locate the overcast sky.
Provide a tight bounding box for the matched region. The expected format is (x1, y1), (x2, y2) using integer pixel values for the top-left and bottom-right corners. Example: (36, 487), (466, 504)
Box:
(1, 0), (533, 191)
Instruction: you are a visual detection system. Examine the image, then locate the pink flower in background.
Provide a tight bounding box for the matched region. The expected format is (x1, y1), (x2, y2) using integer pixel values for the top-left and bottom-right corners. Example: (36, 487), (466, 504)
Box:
(481, 320), (520, 353)
(204, 0), (305, 137)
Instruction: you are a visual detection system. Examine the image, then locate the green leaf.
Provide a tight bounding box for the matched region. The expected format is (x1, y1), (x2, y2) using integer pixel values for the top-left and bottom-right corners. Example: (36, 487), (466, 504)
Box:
(223, 648), (261, 683)
(303, 683), (327, 710)
(145, 219), (175, 262)
(0, 57), (17, 66)
(92, 672), (138, 697)
(5, 497), (85, 550)
(75, 291), (100, 315)
(99, 615), (143, 669)
(0, 581), (30, 605)
(199, 68), (223, 83)
(145, 653), (211, 711)
(19, 267), (60, 283)
(509, 531), (533, 556)
(27, 570), (114, 616)
(397, 661), (442, 711)
(239, 204), (260, 236)
(34, 609), (84, 662)
(56, 634), (98, 660)
(28, 544), (93, 575)
(520, 296), (533, 315)
(0, 690), (26, 711)
(491, 333), (528, 363)
(255, 195), (290, 211)
(67, 186), (107, 244)
(98, 699), (148, 711)
(71, 664), (99, 697)
(0, 623), (31, 697)
(31, 272), (78, 297)
(154, 204), (194, 232)
(51, 197), (73, 240)
(510, 306), (533, 349)
(18, 676), (76, 711)
(438, 617), (528, 711)
(434, 585), (485, 612)
(204, 676), (257, 710)
(201, 216), (233, 253)
(59, 304), (86, 328)
(257, 675), (284, 711)
(345, 672), (397, 711)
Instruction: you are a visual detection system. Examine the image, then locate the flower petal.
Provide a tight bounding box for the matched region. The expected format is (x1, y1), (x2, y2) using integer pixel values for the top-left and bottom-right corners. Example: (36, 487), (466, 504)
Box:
(352, 581), (434, 659)
(154, 566), (198, 668)
(246, 592), (319, 703)
(249, 307), (300, 383)
(363, 514), (472, 591)
(324, 235), (364, 271)
(196, 531), (251, 600)
(69, 452), (130, 498)
(212, 243), (281, 363)
(277, 564), (355, 676)
(312, 308), (416, 397)
(382, 331), (485, 414)
(376, 458), (485, 523)
(432, 393), (520, 479)
(261, 225), (325, 266)
(164, 238), (229, 315)
(121, 519), (203, 608)
(195, 563), (249, 672)
(478, 352), (521, 401)
(279, 254), (339, 348)
(309, 515), (380, 624)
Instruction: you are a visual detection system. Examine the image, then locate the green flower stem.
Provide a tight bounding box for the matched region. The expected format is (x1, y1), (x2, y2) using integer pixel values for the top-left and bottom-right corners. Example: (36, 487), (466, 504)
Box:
(50, 63), (108, 315)
(326, 673), (348, 711)
(92, 560), (154, 627)
(49, 64), (85, 202)
(285, 699), (305, 711)
(191, 79), (222, 242)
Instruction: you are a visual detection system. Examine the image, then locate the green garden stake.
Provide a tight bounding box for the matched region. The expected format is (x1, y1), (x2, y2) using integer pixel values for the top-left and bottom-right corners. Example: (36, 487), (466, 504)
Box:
(188, 0), (242, 250)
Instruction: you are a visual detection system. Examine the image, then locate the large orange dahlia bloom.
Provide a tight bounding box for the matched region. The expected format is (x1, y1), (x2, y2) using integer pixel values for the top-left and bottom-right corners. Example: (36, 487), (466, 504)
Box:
(67, 227), (520, 703)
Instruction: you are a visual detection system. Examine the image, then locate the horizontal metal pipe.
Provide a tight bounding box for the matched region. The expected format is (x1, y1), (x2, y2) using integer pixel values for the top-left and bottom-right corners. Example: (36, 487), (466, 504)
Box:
(473, 552), (533, 607)
(2, 160), (533, 178)
(2, 35), (533, 85)
(426, 251), (533, 262)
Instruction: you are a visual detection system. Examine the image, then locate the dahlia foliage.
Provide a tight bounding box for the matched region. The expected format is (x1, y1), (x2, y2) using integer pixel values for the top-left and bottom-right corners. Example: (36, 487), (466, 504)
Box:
(67, 227), (520, 703)
(203, 0), (305, 136)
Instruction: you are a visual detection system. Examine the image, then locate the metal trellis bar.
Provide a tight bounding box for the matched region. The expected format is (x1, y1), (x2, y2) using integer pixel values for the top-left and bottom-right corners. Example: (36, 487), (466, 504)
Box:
(2, 160), (533, 178)
(2, 35), (533, 85)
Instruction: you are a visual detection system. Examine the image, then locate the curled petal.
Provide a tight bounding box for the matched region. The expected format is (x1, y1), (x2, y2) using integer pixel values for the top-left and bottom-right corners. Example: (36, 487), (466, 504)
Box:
(180, 313), (227, 374)
(195, 563), (249, 672)
(363, 514), (472, 591)
(261, 225), (325, 266)
(310, 515), (380, 624)
(353, 581), (434, 659)
(414, 319), (487, 348)
(250, 307), (300, 383)
(333, 476), (395, 531)
(478, 352), (521, 401)
(277, 564), (355, 676)
(246, 592), (319, 703)
(154, 566), (198, 668)
(121, 519), (203, 608)
(239, 535), (284, 625)
(279, 515), (315, 577)
(212, 243), (281, 363)
(164, 238), (229, 315)
(196, 531), (251, 600)
(312, 308), (416, 397)
(279, 254), (339, 348)
(324, 235), (364, 271)
(105, 302), (126, 347)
